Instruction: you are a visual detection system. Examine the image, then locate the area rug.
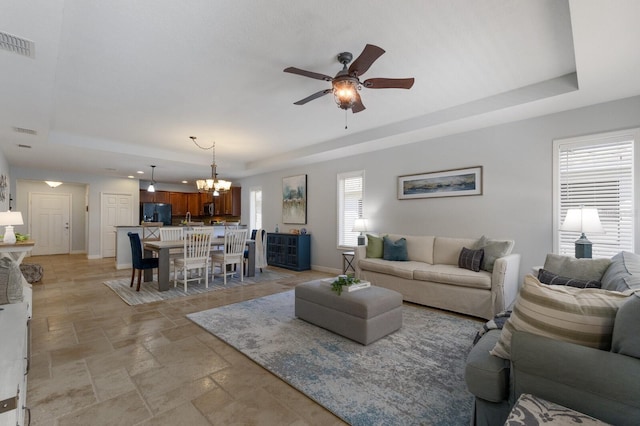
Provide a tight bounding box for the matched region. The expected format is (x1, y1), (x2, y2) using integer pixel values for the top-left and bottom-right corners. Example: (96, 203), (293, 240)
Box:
(103, 269), (293, 305)
(187, 290), (481, 425)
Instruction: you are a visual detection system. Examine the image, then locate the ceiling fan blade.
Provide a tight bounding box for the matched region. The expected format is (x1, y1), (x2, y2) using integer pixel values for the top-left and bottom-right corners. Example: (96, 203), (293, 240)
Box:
(284, 67), (333, 81)
(348, 44), (385, 77)
(351, 91), (366, 113)
(363, 77), (415, 89)
(293, 89), (333, 105)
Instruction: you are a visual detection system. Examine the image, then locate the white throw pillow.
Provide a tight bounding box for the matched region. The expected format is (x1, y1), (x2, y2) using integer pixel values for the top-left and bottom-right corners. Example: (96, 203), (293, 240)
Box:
(490, 274), (634, 360)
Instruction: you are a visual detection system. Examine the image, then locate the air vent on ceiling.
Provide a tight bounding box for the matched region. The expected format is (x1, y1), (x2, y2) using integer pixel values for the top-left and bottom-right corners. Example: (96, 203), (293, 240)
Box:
(0, 31), (35, 58)
(13, 126), (37, 135)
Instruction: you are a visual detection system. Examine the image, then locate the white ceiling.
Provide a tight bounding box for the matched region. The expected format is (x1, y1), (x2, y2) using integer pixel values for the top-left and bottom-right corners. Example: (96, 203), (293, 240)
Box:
(1, 0), (640, 185)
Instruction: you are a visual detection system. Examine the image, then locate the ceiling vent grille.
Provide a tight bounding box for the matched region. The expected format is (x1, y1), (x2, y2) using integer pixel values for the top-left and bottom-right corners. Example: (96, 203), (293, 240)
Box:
(13, 127), (37, 135)
(0, 31), (35, 58)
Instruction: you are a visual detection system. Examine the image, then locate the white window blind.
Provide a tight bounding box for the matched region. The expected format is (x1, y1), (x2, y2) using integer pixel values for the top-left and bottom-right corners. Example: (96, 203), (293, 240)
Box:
(554, 132), (635, 258)
(338, 171), (364, 248)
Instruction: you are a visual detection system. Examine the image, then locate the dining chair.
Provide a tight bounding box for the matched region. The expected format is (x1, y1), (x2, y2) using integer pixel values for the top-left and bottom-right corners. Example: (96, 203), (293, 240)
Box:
(244, 229), (267, 274)
(127, 232), (159, 291)
(173, 230), (212, 292)
(212, 228), (248, 285)
(160, 227), (184, 270)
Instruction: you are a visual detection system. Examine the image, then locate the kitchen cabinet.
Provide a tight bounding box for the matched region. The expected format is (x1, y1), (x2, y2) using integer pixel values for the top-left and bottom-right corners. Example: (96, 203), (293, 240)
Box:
(169, 192), (188, 216)
(139, 191), (171, 204)
(139, 190), (170, 204)
(187, 193), (203, 215)
(220, 187), (241, 216)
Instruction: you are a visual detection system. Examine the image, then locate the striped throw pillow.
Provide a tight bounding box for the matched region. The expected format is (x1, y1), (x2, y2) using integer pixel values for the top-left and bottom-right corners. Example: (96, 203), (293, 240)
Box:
(490, 274), (634, 360)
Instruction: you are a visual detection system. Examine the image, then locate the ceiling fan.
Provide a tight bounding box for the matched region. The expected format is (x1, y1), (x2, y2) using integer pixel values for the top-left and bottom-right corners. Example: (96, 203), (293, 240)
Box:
(284, 44), (415, 113)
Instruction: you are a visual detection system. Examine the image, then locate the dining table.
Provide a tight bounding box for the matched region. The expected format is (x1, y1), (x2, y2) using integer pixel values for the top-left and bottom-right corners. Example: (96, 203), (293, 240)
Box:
(143, 237), (255, 291)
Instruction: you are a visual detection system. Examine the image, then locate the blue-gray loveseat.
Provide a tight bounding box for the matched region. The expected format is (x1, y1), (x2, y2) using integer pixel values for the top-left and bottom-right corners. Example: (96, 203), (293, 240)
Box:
(465, 251), (640, 425)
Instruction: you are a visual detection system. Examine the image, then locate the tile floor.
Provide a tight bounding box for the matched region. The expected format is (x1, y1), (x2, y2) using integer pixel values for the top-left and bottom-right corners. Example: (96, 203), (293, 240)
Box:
(27, 254), (346, 425)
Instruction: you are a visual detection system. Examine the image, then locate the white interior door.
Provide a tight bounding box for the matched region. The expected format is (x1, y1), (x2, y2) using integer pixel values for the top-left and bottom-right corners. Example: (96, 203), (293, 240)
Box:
(101, 193), (134, 258)
(30, 193), (71, 256)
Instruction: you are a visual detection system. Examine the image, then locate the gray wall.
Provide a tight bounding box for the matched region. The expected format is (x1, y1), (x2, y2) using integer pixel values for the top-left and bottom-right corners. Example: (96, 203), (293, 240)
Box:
(15, 180), (87, 253)
(9, 167), (139, 258)
(239, 95), (640, 281)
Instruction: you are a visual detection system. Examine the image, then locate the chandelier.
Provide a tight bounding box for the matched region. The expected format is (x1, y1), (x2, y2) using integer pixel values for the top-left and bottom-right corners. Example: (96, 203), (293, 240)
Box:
(190, 136), (231, 196)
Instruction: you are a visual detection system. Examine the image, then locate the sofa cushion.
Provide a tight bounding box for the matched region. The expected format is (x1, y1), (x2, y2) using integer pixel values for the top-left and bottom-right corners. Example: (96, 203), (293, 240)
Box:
(490, 275), (632, 360)
(611, 296), (640, 358)
(537, 268), (601, 289)
(413, 264), (492, 289)
(458, 247), (484, 272)
(433, 237), (477, 265)
(600, 251), (640, 293)
(365, 234), (384, 258)
(0, 257), (24, 304)
(472, 235), (514, 272)
(543, 254), (611, 282)
(358, 258), (419, 280)
(383, 236), (408, 261)
(387, 234), (434, 264)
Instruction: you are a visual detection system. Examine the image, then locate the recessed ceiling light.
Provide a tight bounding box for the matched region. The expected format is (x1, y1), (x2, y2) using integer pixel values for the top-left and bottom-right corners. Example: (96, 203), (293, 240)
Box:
(182, 180), (188, 184)
(128, 175), (135, 179)
(136, 171), (144, 174)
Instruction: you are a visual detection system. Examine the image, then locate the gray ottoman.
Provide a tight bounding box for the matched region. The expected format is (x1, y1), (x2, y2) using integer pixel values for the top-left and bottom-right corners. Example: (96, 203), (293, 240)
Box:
(295, 279), (403, 345)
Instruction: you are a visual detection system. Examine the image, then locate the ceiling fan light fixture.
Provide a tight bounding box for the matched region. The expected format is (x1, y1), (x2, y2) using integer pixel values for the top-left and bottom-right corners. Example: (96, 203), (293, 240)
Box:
(333, 78), (358, 110)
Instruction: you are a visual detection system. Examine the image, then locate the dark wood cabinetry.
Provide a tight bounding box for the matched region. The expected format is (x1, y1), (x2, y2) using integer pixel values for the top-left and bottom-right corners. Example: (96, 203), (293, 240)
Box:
(139, 187), (240, 217)
(140, 190), (170, 204)
(266, 233), (310, 271)
(169, 192), (188, 216)
(213, 187), (241, 216)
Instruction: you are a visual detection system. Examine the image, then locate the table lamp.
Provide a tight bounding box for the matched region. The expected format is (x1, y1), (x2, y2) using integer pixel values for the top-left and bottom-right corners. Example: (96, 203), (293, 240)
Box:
(559, 206), (604, 258)
(0, 211), (24, 244)
(352, 218), (368, 246)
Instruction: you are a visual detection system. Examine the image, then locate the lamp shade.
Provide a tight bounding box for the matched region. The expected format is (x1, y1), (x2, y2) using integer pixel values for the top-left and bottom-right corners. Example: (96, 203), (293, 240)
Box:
(560, 207), (604, 234)
(352, 218), (368, 233)
(0, 211), (23, 226)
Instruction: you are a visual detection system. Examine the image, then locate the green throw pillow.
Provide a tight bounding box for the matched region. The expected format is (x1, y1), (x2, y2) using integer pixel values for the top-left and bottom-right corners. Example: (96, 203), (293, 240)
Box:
(383, 236), (408, 261)
(366, 234), (384, 258)
(472, 235), (514, 272)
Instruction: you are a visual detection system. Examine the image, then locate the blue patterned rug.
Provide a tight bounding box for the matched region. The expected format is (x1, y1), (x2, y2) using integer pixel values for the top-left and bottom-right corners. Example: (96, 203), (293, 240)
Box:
(187, 290), (482, 425)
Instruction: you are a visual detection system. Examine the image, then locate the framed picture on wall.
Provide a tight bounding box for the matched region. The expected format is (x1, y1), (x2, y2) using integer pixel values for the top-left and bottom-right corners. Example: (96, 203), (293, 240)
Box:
(282, 174), (307, 224)
(398, 166), (483, 199)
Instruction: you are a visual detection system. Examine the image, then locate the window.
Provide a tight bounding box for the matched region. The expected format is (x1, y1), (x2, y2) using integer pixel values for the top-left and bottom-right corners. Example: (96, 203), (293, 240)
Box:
(553, 129), (636, 257)
(249, 187), (262, 230)
(337, 170), (364, 249)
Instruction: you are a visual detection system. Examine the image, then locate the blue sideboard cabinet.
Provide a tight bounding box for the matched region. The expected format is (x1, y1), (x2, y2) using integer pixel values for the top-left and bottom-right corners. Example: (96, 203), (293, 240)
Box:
(266, 233), (310, 271)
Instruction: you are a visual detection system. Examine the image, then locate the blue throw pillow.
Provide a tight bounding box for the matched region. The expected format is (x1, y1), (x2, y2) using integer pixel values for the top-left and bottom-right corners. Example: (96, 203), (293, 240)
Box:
(383, 236), (408, 261)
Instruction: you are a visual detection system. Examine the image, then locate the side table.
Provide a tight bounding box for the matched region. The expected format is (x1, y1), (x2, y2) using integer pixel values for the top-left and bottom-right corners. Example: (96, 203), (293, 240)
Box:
(342, 251), (355, 275)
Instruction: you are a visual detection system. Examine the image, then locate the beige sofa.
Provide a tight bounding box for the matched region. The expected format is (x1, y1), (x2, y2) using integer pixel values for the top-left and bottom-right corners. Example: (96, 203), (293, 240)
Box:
(354, 235), (521, 319)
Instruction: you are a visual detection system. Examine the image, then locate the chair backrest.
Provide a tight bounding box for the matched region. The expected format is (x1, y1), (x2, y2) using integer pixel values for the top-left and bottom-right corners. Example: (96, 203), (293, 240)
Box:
(128, 232), (144, 268)
(224, 228), (248, 261)
(183, 230), (212, 261)
(160, 227), (184, 241)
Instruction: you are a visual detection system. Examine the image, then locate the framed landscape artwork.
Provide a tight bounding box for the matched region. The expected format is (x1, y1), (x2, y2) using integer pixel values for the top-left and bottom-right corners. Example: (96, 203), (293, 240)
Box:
(282, 174), (307, 224)
(398, 166), (483, 200)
